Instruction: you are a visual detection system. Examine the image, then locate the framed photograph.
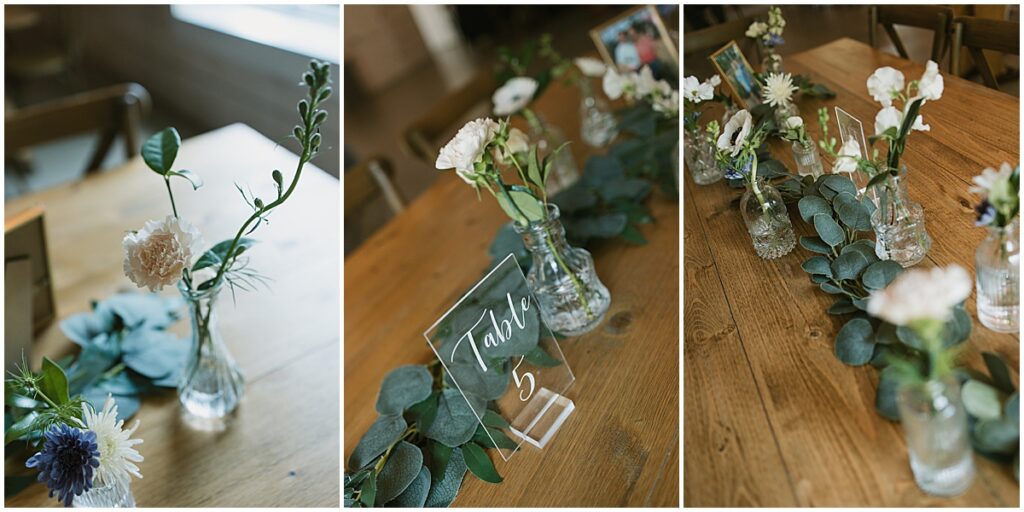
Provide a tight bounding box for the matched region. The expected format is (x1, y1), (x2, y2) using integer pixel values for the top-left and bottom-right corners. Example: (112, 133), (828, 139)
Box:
(5, 205), (56, 334)
(709, 40), (762, 109)
(589, 5), (679, 83)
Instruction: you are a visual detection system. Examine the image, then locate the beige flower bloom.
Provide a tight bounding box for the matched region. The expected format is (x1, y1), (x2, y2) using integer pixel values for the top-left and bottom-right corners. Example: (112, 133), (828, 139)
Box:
(122, 216), (201, 291)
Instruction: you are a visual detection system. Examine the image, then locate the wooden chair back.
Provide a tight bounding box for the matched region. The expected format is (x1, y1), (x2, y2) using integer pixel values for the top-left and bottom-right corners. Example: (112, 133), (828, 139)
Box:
(401, 70), (496, 165)
(5, 83), (151, 174)
(868, 5), (954, 64)
(683, 15), (758, 74)
(345, 156), (405, 217)
(952, 16), (1020, 90)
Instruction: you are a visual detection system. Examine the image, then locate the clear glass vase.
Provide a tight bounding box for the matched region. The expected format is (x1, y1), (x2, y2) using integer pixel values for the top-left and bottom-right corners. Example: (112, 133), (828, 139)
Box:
(897, 376), (975, 497)
(523, 110), (579, 195)
(761, 51), (783, 74)
(73, 479), (135, 508)
(773, 101), (798, 130)
(178, 281), (245, 424)
(791, 139), (824, 178)
(870, 168), (931, 267)
(579, 81), (618, 148)
(740, 178), (796, 259)
(513, 205), (610, 336)
(684, 132), (723, 185)
(975, 219), (1020, 332)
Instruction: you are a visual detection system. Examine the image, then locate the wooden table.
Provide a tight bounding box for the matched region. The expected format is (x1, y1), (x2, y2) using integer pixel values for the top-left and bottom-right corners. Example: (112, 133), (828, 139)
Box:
(5, 124), (339, 507)
(344, 79), (680, 506)
(684, 38), (1020, 507)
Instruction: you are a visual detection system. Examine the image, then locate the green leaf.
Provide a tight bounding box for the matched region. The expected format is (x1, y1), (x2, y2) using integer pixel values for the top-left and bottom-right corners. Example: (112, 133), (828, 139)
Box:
(376, 441), (424, 504)
(523, 346), (562, 367)
(831, 251), (869, 281)
(168, 169), (203, 190)
(482, 409), (511, 430)
(526, 145), (542, 188)
(424, 389), (482, 447)
(424, 447), (467, 507)
(39, 357), (70, 405)
(509, 189), (545, 222)
(620, 224), (648, 245)
(359, 469), (376, 507)
(813, 214), (844, 247)
(833, 192), (872, 231)
(444, 359), (510, 401)
(866, 171), (891, 189)
(797, 196), (831, 223)
(983, 352), (1016, 394)
(828, 297), (859, 315)
(835, 317), (875, 365)
(799, 236), (832, 254)
(874, 322), (900, 345)
(876, 365), (902, 420)
(427, 441), (453, 482)
(942, 306), (972, 347)
(141, 127), (181, 175)
(4, 411), (39, 445)
(376, 365), (433, 416)
(821, 174), (858, 197)
(348, 414), (407, 470)
(462, 442), (503, 483)
(862, 260), (902, 290)
(963, 380), (1003, 421)
(387, 466), (430, 507)
(973, 417), (1019, 455)
(192, 238), (256, 271)
(473, 424), (519, 450)
(896, 325), (925, 350)
(801, 256), (832, 277)
(405, 391), (439, 431)
(820, 282), (843, 294)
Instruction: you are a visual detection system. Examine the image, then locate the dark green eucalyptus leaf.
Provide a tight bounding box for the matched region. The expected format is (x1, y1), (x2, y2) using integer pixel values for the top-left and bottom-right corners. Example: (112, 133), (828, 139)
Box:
(582, 155), (626, 185)
(599, 178), (651, 203)
(1005, 392), (1019, 423)
(482, 409), (511, 429)
(376, 365), (433, 416)
(896, 324), (925, 350)
(840, 239), (879, 265)
(427, 441), (453, 482)
(810, 274), (829, 284)
(386, 466), (430, 507)
(405, 391), (439, 431)
(523, 345), (562, 367)
(862, 260), (903, 290)
(801, 256), (832, 277)
(820, 282), (844, 294)
(462, 442), (503, 483)
(876, 365), (902, 421)
(828, 297), (858, 315)
(813, 214), (844, 247)
(348, 414), (407, 470)
(551, 183), (597, 213)
(834, 192), (872, 231)
(874, 322), (900, 345)
(797, 196), (831, 223)
(444, 359), (510, 401)
(569, 213), (628, 240)
(799, 236), (832, 254)
(620, 224), (648, 245)
(963, 380), (1003, 421)
(376, 441), (424, 504)
(105, 293), (182, 330)
(81, 387), (139, 421)
(60, 308), (116, 346)
(972, 417), (1019, 455)
(982, 352), (1016, 394)
(424, 389), (483, 447)
(424, 447), (466, 507)
(141, 128), (181, 175)
(835, 317), (875, 365)
(832, 251), (869, 281)
(943, 306), (972, 347)
(821, 174), (858, 197)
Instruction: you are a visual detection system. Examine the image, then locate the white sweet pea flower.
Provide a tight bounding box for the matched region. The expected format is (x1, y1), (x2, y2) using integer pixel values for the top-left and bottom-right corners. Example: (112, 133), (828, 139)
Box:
(634, 66), (658, 97)
(917, 60), (944, 101)
(123, 216), (201, 292)
(574, 57), (607, 78)
(653, 90), (679, 116)
(492, 77), (538, 116)
(874, 106), (902, 136)
(867, 264), (972, 325)
(435, 118), (499, 184)
(832, 138), (861, 174)
(785, 116), (803, 129)
(866, 66), (905, 107)
(717, 109), (752, 157)
(709, 74), (722, 87)
(602, 68), (629, 100)
(911, 113), (930, 132)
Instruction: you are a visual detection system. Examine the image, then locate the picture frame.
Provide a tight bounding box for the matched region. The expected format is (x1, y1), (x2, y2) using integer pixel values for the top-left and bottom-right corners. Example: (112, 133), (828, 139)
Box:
(709, 40), (762, 109)
(5, 205), (56, 334)
(589, 5), (678, 83)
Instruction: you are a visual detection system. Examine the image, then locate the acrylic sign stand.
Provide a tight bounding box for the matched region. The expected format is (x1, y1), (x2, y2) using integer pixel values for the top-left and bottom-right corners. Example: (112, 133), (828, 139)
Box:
(834, 106), (871, 195)
(423, 253), (575, 461)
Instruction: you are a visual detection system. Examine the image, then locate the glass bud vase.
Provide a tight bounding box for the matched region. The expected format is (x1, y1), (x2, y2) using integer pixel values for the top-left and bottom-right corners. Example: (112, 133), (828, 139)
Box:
(897, 376), (975, 497)
(773, 101), (798, 130)
(178, 281), (245, 423)
(761, 52), (783, 74)
(791, 140), (824, 178)
(740, 178), (796, 259)
(975, 218), (1020, 332)
(871, 168), (931, 267)
(579, 84), (618, 148)
(524, 110), (579, 195)
(684, 132), (723, 185)
(73, 480), (136, 508)
(514, 205), (611, 336)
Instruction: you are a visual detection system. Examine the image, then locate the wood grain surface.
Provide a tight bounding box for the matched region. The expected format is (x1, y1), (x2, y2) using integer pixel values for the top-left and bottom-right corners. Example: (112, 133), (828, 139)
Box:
(4, 124), (340, 507)
(344, 79), (680, 506)
(684, 38), (1020, 507)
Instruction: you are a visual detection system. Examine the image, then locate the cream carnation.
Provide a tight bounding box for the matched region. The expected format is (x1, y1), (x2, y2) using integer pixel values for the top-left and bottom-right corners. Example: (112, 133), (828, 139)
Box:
(122, 216), (201, 292)
(435, 118), (499, 185)
(867, 264), (972, 325)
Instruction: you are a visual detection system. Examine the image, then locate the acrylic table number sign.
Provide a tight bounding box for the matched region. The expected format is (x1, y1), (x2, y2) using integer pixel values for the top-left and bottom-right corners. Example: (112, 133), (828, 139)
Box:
(424, 253), (576, 461)
(835, 106), (870, 195)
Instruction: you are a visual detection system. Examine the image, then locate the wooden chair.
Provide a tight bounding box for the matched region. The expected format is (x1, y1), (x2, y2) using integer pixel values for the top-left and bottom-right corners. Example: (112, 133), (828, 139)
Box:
(868, 6), (954, 66)
(345, 156), (405, 217)
(682, 15), (759, 74)
(952, 16), (1020, 90)
(401, 69), (496, 165)
(5, 83), (151, 175)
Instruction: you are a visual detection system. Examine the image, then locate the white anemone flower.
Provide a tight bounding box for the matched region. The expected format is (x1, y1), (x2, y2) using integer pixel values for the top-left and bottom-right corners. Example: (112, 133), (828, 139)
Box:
(73, 395), (143, 488)
(867, 264), (972, 325)
(866, 66), (905, 107)
(761, 72), (797, 108)
(573, 57), (607, 78)
(717, 109), (752, 157)
(492, 77), (538, 116)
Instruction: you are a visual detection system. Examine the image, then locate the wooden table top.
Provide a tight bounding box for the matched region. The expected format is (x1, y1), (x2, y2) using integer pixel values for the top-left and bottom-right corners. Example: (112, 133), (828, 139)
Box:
(343, 78), (680, 506)
(684, 38), (1020, 507)
(5, 123), (340, 507)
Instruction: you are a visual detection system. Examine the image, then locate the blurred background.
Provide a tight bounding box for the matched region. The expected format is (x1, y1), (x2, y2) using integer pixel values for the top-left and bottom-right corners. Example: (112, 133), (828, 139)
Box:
(343, 4), (678, 253)
(5, 4), (341, 198)
(684, 5), (1019, 93)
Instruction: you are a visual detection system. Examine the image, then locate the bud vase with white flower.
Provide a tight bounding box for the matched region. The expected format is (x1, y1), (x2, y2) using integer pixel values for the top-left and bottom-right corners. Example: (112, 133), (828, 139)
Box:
(7, 358), (144, 507)
(868, 264), (976, 497)
(779, 115), (823, 178)
(970, 163), (1020, 332)
(714, 109), (796, 259)
(435, 117), (611, 335)
(121, 61), (331, 422)
(683, 74), (724, 185)
(573, 57), (620, 148)
(746, 6), (786, 73)
(761, 72), (799, 128)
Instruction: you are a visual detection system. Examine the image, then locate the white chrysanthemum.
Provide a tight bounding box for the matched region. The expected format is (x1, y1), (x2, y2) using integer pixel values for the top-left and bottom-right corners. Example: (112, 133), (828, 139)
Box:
(492, 77), (538, 116)
(435, 118), (499, 185)
(917, 60), (944, 101)
(574, 57), (606, 78)
(867, 264), (972, 325)
(761, 72), (797, 108)
(866, 66), (905, 107)
(832, 138), (861, 174)
(717, 109), (752, 157)
(73, 395), (143, 488)
(123, 216), (201, 292)
(970, 162), (1014, 196)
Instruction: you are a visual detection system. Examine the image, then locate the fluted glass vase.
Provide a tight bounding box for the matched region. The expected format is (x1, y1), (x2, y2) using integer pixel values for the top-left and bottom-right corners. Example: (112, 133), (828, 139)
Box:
(791, 140), (824, 178)
(579, 81), (618, 148)
(684, 132), (723, 185)
(73, 480), (135, 508)
(514, 205), (610, 336)
(975, 219), (1020, 332)
(871, 168), (931, 267)
(523, 110), (579, 195)
(740, 178), (795, 259)
(178, 281), (244, 423)
(897, 376), (975, 497)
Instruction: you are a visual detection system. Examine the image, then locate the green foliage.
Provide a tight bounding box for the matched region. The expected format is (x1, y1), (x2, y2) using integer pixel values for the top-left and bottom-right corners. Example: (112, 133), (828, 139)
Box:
(141, 127), (181, 175)
(552, 155), (653, 247)
(376, 366), (433, 416)
(376, 441), (423, 504)
(964, 353), (1019, 467)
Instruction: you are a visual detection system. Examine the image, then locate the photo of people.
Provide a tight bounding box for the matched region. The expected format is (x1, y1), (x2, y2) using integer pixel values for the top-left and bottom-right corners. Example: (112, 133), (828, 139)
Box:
(590, 5), (678, 83)
(710, 40), (762, 108)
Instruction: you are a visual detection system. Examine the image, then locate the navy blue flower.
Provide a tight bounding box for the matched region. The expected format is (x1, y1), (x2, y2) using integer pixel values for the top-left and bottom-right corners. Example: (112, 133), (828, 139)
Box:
(724, 156), (753, 180)
(975, 200), (996, 226)
(26, 424), (100, 507)
(765, 34), (785, 47)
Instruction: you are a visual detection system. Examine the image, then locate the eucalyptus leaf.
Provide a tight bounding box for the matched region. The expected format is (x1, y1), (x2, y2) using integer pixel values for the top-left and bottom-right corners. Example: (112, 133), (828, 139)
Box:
(444, 359), (510, 401)
(821, 174), (858, 197)
(376, 365), (433, 415)
(376, 441), (423, 504)
(551, 183), (597, 213)
(359, 471), (377, 506)
(348, 414), (407, 470)
(121, 329), (189, 379)
(982, 352), (1016, 394)
(801, 256), (832, 277)
(424, 389), (483, 448)
(387, 466), (430, 507)
(523, 345), (562, 367)
(799, 236), (832, 254)
(973, 417), (1019, 455)
(105, 293), (182, 330)
(424, 447), (467, 507)
(834, 192), (872, 231)
(876, 365), (902, 420)
(820, 282), (843, 294)
(813, 214), (845, 247)
(797, 196), (831, 223)
(828, 297), (858, 315)
(862, 261), (903, 290)
(831, 251), (869, 281)
(81, 387), (139, 421)
(835, 317), (875, 365)
(963, 380), (1003, 421)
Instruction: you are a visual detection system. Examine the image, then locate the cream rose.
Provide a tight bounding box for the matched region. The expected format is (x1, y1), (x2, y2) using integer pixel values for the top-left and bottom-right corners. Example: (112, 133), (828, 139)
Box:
(123, 216), (201, 292)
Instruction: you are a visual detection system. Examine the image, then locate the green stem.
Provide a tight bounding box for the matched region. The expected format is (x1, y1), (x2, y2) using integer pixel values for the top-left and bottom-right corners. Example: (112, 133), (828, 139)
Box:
(544, 230), (593, 319)
(164, 176), (179, 218)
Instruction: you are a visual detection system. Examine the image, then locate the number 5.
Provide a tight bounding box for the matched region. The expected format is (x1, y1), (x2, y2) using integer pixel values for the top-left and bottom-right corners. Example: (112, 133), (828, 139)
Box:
(512, 356), (535, 401)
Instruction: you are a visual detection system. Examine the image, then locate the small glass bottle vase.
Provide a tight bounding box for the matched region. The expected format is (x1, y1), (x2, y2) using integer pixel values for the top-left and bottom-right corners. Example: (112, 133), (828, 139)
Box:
(514, 205), (611, 336)
(740, 178), (796, 259)
(975, 219), (1020, 332)
(524, 111), (579, 195)
(684, 132), (723, 185)
(871, 168), (931, 267)
(773, 101), (798, 130)
(791, 140), (824, 178)
(178, 281), (245, 422)
(73, 479), (135, 508)
(897, 376), (975, 497)
(579, 82), (618, 148)
(761, 51), (783, 74)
